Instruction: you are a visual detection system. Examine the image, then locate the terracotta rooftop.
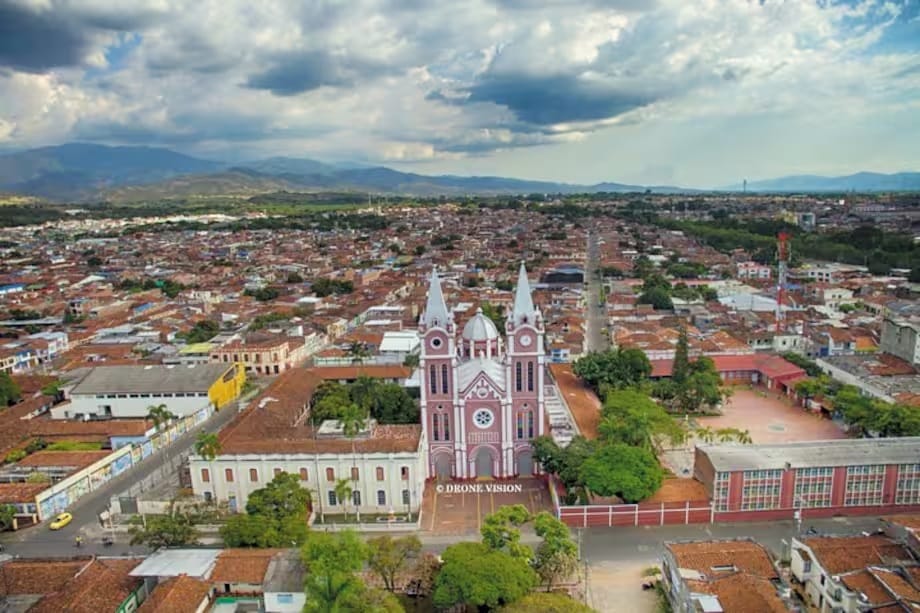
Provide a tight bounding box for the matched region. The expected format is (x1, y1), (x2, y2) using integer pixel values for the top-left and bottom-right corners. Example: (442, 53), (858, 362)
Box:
(136, 575), (212, 613)
(209, 549), (281, 584)
(650, 354), (806, 381)
(30, 557), (144, 613)
(0, 482), (51, 504)
(0, 558), (90, 596)
(668, 539), (777, 579)
(17, 450), (110, 469)
(686, 573), (787, 613)
(311, 364), (412, 380)
(800, 536), (913, 575)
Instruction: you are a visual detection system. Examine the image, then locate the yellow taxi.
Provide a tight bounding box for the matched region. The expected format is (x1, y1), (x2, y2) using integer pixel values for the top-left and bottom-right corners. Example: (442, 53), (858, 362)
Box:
(49, 512), (73, 530)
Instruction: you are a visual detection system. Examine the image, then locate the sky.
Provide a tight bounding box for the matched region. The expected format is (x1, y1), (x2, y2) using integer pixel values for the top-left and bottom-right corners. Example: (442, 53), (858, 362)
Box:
(0, 0), (918, 188)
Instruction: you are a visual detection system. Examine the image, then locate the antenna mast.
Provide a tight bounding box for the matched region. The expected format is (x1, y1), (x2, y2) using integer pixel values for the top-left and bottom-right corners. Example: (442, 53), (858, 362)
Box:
(776, 232), (790, 334)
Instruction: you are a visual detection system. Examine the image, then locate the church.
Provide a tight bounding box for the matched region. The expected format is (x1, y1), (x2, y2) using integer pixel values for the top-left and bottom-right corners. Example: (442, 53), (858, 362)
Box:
(419, 263), (546, 480)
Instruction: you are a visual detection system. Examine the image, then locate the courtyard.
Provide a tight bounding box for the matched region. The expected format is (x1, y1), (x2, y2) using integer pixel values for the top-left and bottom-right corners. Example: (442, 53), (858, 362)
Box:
(421, 478), (553, 535)
(660, 387), (847, 477)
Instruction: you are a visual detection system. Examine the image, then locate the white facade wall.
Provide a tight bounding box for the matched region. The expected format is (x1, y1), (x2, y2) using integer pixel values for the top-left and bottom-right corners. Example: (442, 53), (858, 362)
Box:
(264, 592), (305, 613)
(56, 392), (211, 419)
(190, 449), (426, 516)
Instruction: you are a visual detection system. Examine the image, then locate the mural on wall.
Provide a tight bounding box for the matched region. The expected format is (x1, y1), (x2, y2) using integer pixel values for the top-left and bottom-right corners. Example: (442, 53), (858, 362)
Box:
(112, 452), (133, 476)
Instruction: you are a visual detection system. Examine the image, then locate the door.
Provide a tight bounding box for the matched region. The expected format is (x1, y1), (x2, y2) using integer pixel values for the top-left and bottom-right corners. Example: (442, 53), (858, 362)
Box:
(435, 455), (451, 481)
(475, 448), (493, 478)
(517, 451), (533, 477)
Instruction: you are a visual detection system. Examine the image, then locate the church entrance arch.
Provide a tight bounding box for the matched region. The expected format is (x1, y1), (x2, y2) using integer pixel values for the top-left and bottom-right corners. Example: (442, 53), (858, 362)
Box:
(474, 447), (494, 478)
(434, 454), (452, 481)
(517, 450), (533, 477)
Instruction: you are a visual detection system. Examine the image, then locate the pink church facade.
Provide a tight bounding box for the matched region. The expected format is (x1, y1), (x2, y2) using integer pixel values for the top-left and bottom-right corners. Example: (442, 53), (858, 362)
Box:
(419, 264), (546, 480)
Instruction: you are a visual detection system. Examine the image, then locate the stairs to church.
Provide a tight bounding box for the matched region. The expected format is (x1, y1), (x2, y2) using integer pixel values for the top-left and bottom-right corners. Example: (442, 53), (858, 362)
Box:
(544, 384), (577, 447)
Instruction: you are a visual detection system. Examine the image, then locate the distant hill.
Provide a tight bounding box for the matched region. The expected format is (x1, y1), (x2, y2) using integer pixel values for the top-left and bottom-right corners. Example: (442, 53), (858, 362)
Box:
(0, 143), (221, 200)
(730, 172), (920, 192)
(99, 169), (303, 202)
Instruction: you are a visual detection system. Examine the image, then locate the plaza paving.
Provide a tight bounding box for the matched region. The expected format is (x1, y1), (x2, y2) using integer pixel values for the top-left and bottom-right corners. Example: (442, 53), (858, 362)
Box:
(421, 478), (553, 535)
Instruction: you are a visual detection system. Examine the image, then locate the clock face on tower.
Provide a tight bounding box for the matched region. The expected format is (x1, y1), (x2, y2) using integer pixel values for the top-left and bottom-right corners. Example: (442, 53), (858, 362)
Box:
(519, 334), (532, 347)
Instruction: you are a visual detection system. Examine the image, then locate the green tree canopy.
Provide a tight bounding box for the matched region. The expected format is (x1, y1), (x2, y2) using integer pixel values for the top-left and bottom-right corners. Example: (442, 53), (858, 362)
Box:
(129, 510), (198, 548)
(433, 542), (537, 610)
(572, 347), (652, 395)
(500, 592), (596, 612)
(580, 443), (663, 503)
(637, 286), (674, 310)
(599, 389), (686, 450)
(221, 472), (311, 547)
(0, 504), (16, 531)
(301, 530), (369, 613)
(0, 372), (22, 407)
(480, 504), (532, 560)
(367, 535), (422, 592)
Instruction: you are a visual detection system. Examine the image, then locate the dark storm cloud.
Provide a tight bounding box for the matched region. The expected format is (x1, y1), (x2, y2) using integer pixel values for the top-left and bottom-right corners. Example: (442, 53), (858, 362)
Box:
(246, 50), (393, 96)
(0, 2), (90, 72)
(463, 73), (656, 125)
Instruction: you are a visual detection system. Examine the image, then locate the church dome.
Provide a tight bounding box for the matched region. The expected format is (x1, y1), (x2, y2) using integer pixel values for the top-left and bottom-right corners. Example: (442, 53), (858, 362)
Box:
(462, 308), (499, 342)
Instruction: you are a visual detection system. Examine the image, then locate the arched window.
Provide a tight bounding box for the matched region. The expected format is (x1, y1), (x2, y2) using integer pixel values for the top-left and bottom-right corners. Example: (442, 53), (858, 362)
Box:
(515, 362), (522, 392)
(429, 365), (437, 394)
(527, 361), (534, 392)
(443, 414), (450, 441)
(299, 468), (308, 481)
(325, 467), (335, 482)
(351, 466), (360, 481)
(527, 411), (535, 438)
(377, 490), (387, 505)
(432, 414), (440, 441)
(442, 364), (449, 394)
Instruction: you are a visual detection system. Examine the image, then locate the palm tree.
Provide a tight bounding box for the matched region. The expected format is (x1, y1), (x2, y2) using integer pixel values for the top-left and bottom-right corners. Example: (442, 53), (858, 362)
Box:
(694, 426), (715, 444)
(194, 432), (222, 502)
(402, 353), (420, 369)
(737, 429), (753, 445)
(334, 478), (354, 522)
(339, 403), (366, 522)
(715, 428), (737, 443)
(347, 341), (371, 365)
(147, 404), (177, 432)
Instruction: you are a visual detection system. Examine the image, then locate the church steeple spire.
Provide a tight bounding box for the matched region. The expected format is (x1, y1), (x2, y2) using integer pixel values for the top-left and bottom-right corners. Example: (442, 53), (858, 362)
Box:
(512, 262), (536, 326)
(422, 267), (450, 328)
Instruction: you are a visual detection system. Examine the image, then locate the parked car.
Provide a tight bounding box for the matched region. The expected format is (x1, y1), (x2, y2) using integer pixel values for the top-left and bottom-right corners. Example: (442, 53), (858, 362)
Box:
(49, 513), (73, 530)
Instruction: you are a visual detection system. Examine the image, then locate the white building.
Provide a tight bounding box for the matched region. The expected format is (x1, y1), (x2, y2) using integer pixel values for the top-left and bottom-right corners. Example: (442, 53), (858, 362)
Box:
(880, 318), (920, 365)
(736, 261), (772, 279)
(188, 368), (425, 517)
(57, 363), (242, 419)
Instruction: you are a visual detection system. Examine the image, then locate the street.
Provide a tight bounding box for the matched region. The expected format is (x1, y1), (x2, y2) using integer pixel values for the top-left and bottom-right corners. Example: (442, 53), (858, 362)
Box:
(0, 392), (253, 558)
(585, 230), (609, 353)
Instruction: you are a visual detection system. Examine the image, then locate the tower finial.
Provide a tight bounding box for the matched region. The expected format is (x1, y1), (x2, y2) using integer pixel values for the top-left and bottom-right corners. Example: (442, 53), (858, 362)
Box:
(422, 267), (450, 328)
(512, 261), (536, 326)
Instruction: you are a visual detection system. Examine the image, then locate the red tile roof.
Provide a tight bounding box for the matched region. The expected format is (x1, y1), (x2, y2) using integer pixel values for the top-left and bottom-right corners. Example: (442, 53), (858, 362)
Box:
(651, 354), (805, 381)
(136, 575), (211, 613)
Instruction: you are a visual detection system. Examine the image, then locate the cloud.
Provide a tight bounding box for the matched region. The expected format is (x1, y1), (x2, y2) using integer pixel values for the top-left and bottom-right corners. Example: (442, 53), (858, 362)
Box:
(0, 2), (92, 71)
(246, 50), (392, 96)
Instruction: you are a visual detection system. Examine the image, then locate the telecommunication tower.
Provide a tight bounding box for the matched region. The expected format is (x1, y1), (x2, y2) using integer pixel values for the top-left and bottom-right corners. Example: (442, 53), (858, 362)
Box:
(775, 232), (790, 333)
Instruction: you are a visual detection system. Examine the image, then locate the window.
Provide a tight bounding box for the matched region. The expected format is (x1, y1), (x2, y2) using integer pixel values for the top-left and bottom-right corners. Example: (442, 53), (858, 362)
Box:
(353, 490), (361, 506)
(299, 467), (308, 481)
(896, 464), (920, 505)
(201, 468), (210, 483)
(515, 362), (522, 392)
(429, 365), (437, 394)
(249, 468), (259, 482)
(402, 489), (410, 505)
(326, 467), (335, 482)
(527, 361), (534, 392)
(225, 468), (234, 483)
(351, 467), (360, 481)
(803, 560), (812, 573)
(443, 413), (450, 441)
(273, 468), (282, 478)
(441, 365), (449, 394)
(527, 411), (534, 438)
(432, 414), (440, 441)
(376, 467), (385, 481)
(844, 465), (885, 506)
(377, 490), (386, 505)
(328, 491), (337, 506)
(740, 469), (783, 511)
(714, 472), (730, 512)
(795, 467), (834, 508)
(473, 409), (494, 429)
(516, 413), (524, 439)
(401, 466), (409, 480)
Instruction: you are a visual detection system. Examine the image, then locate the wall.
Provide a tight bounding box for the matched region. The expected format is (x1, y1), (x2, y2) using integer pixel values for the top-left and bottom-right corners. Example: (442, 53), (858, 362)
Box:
(190, 450), (426, 516)
(35, 445), (135, 521)
(264, 592), (305, 613)
(58, 393), (211, 419)
(208, 364), (245, 409)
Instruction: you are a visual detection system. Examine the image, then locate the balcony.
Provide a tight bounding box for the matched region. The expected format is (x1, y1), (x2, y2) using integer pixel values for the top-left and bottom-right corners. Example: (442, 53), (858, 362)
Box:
(467, 431), (499, 444)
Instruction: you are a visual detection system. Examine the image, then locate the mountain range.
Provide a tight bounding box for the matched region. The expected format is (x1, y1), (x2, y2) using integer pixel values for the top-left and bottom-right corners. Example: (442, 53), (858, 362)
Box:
(0, 143), (917, 202)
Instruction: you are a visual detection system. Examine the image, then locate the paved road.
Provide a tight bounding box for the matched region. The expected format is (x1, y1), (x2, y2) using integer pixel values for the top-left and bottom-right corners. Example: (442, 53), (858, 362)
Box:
(585, 231), (609, 353)
(1, 392), (256, 558)
(579, 515), (885, 564)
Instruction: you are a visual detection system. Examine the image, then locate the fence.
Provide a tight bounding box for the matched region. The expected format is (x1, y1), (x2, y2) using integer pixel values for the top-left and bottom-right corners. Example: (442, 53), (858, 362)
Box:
(558, 500), (713, 528)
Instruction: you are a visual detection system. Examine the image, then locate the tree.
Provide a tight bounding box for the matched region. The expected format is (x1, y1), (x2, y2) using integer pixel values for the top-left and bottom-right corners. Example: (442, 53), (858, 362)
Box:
(795, 377), (828, 407)
(87, 255), (103, 267)
(402, 353), (420, 369)
(334, 478), (354, 521)
(0, 372), (21, 407)
(301, 530), (368, 612)
(572, 347), (652, 395)
(246, 471), (311, 520)
(532, 512), (578, 590)
(221, 472), (311, 548)
(146, 404), (177, 432)
(128, 510), (199, 548)
(370, 383), (419, 424)
(672, 327), (690, 386)
(433, 542), (537, 610)
(180, 319), (220, 343)
(599, 389), (685, 451)
(531, 435), (597, 502)
(367, 535), (422, 592)
(694, 426), (715, 444)
(194, 432), (221, 461)
(335, 583), (404, 613)
(501, 593), (596, 612)
(0, 504), (16, 531)
(481, 301), (506, 332)
(580, 443), (663, 503)
(285, 271), (303, 284)
(347, 341), (371, 364)
(638, 286), (674, 310)
(480, 504), (532, 560)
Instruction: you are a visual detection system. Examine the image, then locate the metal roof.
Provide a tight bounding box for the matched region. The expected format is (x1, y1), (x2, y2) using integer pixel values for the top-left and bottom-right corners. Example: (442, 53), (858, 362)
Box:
(129, 549), (221, 579)
(701, 437), (920, 472)
(71, 364), (234, 395)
